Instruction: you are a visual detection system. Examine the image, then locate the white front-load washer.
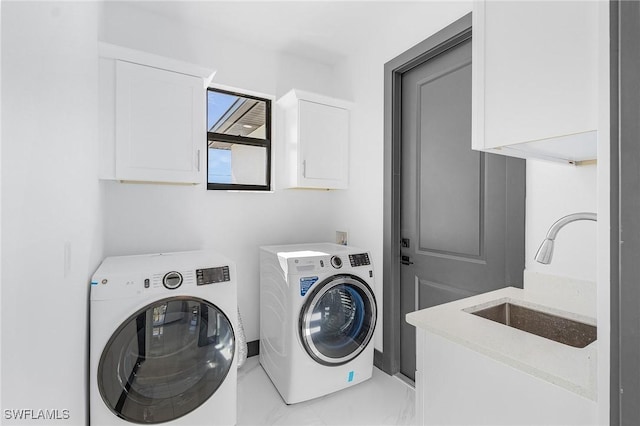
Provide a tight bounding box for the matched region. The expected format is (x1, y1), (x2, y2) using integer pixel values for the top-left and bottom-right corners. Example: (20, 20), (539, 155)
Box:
(259, 243), (377, 404)
(90, 250), (237, 425)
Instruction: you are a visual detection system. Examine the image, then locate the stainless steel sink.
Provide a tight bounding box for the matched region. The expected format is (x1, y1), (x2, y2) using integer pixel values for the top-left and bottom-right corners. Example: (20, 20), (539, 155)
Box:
(469, 302), (597, 348)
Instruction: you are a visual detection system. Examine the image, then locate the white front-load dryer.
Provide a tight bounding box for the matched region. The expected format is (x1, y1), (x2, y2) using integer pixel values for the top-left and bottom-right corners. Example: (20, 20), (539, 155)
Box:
(259, 243), (377, 404)
(90, 250), (237, 425)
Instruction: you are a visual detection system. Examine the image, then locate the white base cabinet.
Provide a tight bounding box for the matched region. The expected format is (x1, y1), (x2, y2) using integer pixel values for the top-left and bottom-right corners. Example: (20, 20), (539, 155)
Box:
(415, 329), (598, 426)
(472, 0), (599, 164)
(99, 43), (214, 184)
(277, 89), (351, 189)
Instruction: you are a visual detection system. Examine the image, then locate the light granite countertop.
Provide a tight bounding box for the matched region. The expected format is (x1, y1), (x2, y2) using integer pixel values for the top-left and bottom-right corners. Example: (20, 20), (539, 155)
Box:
(405, 273), (597, 401)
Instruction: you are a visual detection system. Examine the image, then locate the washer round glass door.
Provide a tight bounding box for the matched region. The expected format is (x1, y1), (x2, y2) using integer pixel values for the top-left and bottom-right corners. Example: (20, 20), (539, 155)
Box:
(299, 274), (377, 366)
(98, 297), (235, 424)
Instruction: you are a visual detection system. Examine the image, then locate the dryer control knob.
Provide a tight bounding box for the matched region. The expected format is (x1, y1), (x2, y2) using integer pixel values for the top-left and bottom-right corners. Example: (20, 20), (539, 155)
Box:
(163, 271), (183, 289)
(330, 256), (343, 269)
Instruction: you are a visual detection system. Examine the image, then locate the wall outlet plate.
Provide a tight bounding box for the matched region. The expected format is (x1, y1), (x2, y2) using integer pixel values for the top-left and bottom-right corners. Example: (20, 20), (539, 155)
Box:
(336, 231), (348, 246)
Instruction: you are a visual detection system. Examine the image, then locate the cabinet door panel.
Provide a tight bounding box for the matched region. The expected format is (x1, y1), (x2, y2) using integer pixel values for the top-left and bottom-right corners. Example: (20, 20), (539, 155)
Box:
(484, 1), (597, 148)
(298, 100), (348, 187)
(473, 0), (599, 163)
(116, 60), (204, 183)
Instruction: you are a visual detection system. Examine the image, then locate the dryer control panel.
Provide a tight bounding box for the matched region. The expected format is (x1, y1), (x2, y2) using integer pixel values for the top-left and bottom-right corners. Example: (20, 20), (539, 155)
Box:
(349, 253), (370, 267)
(196, 266), (230, 285)
(90, 250), (237, 301)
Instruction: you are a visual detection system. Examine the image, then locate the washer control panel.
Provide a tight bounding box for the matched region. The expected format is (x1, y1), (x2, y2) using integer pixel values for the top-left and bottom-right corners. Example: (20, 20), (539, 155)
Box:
(196, 266), (230, 285)
(291, 252), (372, 272)
(349, 253), (371, 267)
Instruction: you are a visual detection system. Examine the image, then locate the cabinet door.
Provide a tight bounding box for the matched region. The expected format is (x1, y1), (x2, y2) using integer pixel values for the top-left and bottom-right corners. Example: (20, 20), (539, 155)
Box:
(473, 1), (598, 154)
(298, 100), (348, 189)
(115, 60), (204, 183)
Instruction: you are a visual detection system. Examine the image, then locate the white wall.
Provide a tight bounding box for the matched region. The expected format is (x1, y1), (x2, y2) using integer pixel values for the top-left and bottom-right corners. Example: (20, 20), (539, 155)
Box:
(525, 160), (598, 282)
(99, 2), (346, 344)
(99, 2), (341, 99)
(1, 2), (102, 424)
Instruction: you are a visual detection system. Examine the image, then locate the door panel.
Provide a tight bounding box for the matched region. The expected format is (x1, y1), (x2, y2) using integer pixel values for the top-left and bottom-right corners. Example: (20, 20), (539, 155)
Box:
(416, 278), (476, 311)
(418, 61), (481, 257)
(399, 39), (525, 380)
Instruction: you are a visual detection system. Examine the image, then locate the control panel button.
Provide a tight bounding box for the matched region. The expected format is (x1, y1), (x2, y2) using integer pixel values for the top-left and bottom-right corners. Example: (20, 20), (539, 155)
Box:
(144, 278), (150, 288)
(331, 256), (343, 269)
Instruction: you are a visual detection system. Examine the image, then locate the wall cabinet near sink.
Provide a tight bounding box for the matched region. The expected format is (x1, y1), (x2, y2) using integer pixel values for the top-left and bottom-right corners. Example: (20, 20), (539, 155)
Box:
(277, 89), (351, 189)
(472, 1), (599, 164)
(99, 43), (215, 184)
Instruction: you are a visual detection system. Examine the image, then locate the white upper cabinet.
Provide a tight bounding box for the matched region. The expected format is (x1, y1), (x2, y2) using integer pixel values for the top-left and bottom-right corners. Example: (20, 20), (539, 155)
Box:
(277, 89), (351, 189)
(472, 1), (599, 164)
(99, 43), (214, 184)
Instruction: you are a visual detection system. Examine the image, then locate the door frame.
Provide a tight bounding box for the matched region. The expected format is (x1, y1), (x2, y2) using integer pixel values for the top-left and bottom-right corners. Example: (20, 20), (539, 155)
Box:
(382, 13), (472, 375)
(611, 1), (640, 424)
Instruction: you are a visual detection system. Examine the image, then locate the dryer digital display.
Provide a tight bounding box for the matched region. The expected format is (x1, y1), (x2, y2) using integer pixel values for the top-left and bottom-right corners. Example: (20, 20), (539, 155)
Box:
(196, 266), (230, 285)
(348, 253), (370, 267)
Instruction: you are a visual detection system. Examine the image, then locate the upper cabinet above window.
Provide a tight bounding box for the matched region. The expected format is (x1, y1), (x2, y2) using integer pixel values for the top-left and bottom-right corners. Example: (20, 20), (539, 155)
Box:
(99, 43), (215, 184)
(472, 1), (599, 165)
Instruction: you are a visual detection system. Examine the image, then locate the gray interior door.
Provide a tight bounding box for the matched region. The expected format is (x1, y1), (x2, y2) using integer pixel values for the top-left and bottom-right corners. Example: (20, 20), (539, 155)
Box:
(398, 38), (525, 380)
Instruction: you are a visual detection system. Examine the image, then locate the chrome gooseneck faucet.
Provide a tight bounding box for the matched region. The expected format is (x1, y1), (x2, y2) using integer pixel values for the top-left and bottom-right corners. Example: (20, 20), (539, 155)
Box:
(534, 212), (597, 264)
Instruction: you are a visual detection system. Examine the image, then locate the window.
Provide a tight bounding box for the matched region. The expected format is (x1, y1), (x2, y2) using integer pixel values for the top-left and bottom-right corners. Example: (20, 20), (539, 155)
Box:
(207, 88), (271, 191)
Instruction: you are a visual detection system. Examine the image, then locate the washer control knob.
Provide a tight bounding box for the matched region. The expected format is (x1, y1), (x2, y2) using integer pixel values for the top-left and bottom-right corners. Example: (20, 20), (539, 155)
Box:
(163, 271), (183, 289)
(330, 256), (343, 269)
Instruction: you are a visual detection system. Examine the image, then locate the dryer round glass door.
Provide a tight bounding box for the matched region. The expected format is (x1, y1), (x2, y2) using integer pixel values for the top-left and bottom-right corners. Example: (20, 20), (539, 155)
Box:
(299, 274), (377, 366)
(97, 296), (235, 424)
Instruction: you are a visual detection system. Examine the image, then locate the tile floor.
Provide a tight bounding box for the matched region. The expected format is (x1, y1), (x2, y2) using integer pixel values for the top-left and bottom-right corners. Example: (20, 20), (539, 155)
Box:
(237, 357), (415, 426)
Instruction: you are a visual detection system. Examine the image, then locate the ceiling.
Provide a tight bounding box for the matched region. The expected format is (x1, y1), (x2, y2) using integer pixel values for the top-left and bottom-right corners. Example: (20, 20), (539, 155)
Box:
(123, 1), (471, 65)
